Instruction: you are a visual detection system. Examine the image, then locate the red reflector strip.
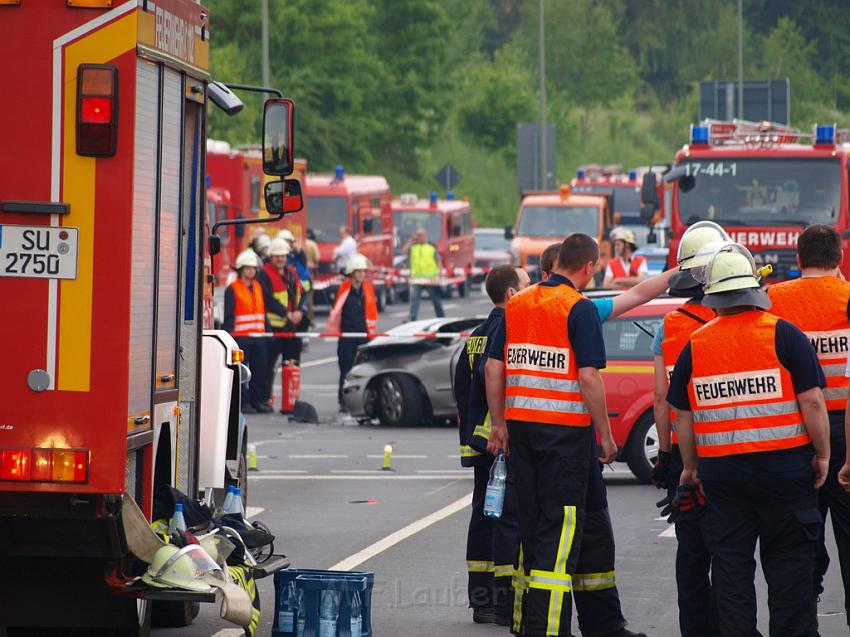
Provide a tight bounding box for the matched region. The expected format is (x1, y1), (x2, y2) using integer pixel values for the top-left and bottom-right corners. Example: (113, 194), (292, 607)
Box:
(81, 97), (112, 124)
(0, 448), (88, 483)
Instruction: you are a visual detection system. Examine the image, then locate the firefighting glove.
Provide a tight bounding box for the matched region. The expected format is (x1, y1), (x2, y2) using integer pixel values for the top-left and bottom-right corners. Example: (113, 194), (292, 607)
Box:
(652, 450), (672, 489)
(666, 484), (706, 525)
(656, 487), (676, 517)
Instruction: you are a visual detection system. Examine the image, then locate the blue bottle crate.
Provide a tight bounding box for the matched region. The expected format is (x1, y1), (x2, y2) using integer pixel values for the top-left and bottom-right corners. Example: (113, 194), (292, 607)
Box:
(272, 568), (374, 637)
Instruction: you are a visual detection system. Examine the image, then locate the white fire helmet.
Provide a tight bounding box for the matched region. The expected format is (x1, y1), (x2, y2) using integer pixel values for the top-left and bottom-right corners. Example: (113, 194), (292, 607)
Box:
(235, 249), (260, 270)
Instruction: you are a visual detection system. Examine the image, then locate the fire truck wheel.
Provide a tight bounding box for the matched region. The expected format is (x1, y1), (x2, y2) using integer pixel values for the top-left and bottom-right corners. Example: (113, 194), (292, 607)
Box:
(625, 411), (659, 484)
(151, 601), (200, 628)
(376, 287), (386, 312)
(377, 374), (425, 427)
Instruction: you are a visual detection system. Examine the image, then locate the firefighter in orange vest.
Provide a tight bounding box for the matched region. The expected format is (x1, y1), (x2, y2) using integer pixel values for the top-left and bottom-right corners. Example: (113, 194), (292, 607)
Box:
(669, 243), (830, 636)
(487, 233), (646, 637)
(224, 249), (270, 414)
(327, 254), (379, 410)
(767, 224), (850, 620)
(603, 227), (647, 289)
(651, 222), (729, 637)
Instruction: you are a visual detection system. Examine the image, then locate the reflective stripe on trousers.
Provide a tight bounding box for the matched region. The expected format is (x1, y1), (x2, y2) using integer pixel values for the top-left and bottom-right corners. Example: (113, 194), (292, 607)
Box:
(513, 546), (526, 634)
(467, 560), (495, 573)
(573, 570), (617, 592)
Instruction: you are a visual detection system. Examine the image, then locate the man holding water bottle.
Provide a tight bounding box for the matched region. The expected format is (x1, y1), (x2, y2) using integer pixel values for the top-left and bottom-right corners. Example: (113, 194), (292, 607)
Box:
(487, 234), (647, 637)
(454, 264), (530, 626)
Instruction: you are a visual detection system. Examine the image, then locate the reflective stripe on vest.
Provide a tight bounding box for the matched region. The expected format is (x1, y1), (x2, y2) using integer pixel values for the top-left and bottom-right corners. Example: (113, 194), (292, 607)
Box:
(504, 284), (590, 427)
(768, 276), (850, 412)
(687, 311), (809, 457)
(661, 303), (715, 444)
(410, 243), (440, 279)
(231, 279), (266, 335)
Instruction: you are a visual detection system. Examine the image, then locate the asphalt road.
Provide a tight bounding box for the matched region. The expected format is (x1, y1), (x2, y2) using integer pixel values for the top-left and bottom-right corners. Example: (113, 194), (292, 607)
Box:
(156, 288), (850, 637)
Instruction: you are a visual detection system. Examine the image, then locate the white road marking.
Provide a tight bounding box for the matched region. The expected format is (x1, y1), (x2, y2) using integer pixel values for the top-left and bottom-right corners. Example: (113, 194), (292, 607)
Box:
(417, 469), (471, 474)
(447, 454), (461, 459)
(329, 492), (472, 571)
(245, 506), (265, 519)
(288, 454), (349, 459)
(249, 474), (475, 481)
(211, 629), (244, 637)
(330, 469), (387, 474)
(302, 384), (339, 390)
(366, 454), (428, 459)
(254, 470), (309, 474)
(659, 525), (676, 538)
(300, 356), (338, 369)
(654, 516), (667, 521)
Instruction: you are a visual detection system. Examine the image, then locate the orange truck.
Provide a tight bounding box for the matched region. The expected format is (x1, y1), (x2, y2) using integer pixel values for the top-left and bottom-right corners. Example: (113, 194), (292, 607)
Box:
(0, 1), (297, 632)
(505, 185), (613, 281)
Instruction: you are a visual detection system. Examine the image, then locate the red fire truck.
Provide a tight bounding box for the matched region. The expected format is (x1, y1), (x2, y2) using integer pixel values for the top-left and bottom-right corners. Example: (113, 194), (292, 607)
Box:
(307, 168), (395, 306)
(650, 119), (849, 278)
(0, 1), (296, 632)
(206, 145), (308, 287)
(392, 193), (476, 297)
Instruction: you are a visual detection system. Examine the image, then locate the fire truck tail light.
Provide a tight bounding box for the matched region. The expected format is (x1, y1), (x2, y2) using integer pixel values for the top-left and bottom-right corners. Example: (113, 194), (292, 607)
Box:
(0, 448), (88, 483)
(77, 64), (118, 157)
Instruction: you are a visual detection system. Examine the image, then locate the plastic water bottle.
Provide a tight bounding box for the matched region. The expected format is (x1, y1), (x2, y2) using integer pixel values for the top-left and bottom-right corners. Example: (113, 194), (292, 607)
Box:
(219, 485), (235, 516)
(296, 589), (305, 637)
(350, 591), (362, 637)
(277, 581), (297, 633)
(226, 487), (245, 518)
(483, 450), (507, 518)
(319, 590), (339, 637)
(168, 503), (187, 535)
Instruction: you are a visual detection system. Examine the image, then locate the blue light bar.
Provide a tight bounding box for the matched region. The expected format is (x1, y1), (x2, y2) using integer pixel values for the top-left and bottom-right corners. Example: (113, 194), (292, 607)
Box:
(334, 165), (345, 180)
(690, 125), (710, 146)
(815, 125), (836, 146)
(576, 169), (586, 179)
(446, 191), (455, 200)
(628, 170), (637, 180)
(429, 192), (438, 203)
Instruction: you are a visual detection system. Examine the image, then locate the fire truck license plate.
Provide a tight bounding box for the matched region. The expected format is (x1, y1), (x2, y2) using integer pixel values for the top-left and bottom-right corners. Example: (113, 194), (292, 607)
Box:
(0, 225), (79, 280)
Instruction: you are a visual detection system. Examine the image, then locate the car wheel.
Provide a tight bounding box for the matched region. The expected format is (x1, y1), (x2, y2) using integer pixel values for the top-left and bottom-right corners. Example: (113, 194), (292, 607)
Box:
(376, 286), (385, 312)
(377, 374), (424, 426)
(625, 411), (659, 484)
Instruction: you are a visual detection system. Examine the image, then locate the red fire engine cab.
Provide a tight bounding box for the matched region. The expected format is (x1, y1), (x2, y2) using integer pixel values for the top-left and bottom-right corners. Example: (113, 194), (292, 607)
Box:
(650, 119), (850, 279)
(0, 1), (297, 633)
(307, 167), (394, 306)
(392, 192), (476, 297)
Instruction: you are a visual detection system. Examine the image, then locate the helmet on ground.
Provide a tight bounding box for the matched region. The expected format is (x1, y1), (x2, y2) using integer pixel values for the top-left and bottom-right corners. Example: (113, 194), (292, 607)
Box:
(269, 238), (291, 257)
(279, 229), (296, 243)
(701, 243), (771, 310)
(345, 254), (370, 275)
(254, 234), (271, 250)
(235, 249), (260, 270)
(676, 221), (731, 272)
(610, 227), (637, 247)
(141, 544), (224, 592)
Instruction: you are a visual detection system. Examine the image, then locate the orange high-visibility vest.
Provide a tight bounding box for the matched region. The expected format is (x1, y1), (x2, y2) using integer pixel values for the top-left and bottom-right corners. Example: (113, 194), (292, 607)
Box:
(687, 311), (809, 457)
(504, 283), (591, 427)
(609, 255), (646, 278)
(231, 279), (266, 336)
(768, 276), (850, 412)
(326, 278), (379, 336)
(661, 303), (715, 443)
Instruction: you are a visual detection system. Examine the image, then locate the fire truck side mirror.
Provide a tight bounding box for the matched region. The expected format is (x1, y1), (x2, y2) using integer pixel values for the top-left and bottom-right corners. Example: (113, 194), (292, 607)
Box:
(640, 172), (657, 204)
(263, 98), (295, 177)
(265, 178), (304, 216)
(208, 235), (221, 256)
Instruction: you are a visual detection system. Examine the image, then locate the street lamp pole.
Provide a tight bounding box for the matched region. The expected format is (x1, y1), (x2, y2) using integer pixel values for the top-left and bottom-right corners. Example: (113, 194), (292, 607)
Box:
(737, 0), (744, 119)
(539, 0), (546, 190)
(262, 0), (270, 89)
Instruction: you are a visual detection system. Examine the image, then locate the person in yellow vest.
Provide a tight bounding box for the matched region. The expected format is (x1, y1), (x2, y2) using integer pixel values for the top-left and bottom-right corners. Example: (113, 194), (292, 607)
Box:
(669, 243), (830, 636)
(767, 224), (850, 621)
(650, 221), (729, 637)
(487, 233), (646, 637)
(257, 238), (305, 410)
(406, 228), (445, 321)
(224, 249), (270, 414)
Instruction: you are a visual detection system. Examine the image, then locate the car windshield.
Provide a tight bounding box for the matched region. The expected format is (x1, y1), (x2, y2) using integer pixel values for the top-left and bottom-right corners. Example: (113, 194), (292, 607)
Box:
(572, 184), (641, 218)
(475, 232), (510, 251)
(394, 211), (443, 253)
(309, 196), (348, 243)
(678, 158), (841, 226)
(517, 206), (598, 238)
(602, 316), (663, 361)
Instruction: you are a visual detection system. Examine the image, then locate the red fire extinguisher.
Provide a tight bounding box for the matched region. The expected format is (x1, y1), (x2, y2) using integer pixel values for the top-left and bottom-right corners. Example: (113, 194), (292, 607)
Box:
(281, 360), (301, 414)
